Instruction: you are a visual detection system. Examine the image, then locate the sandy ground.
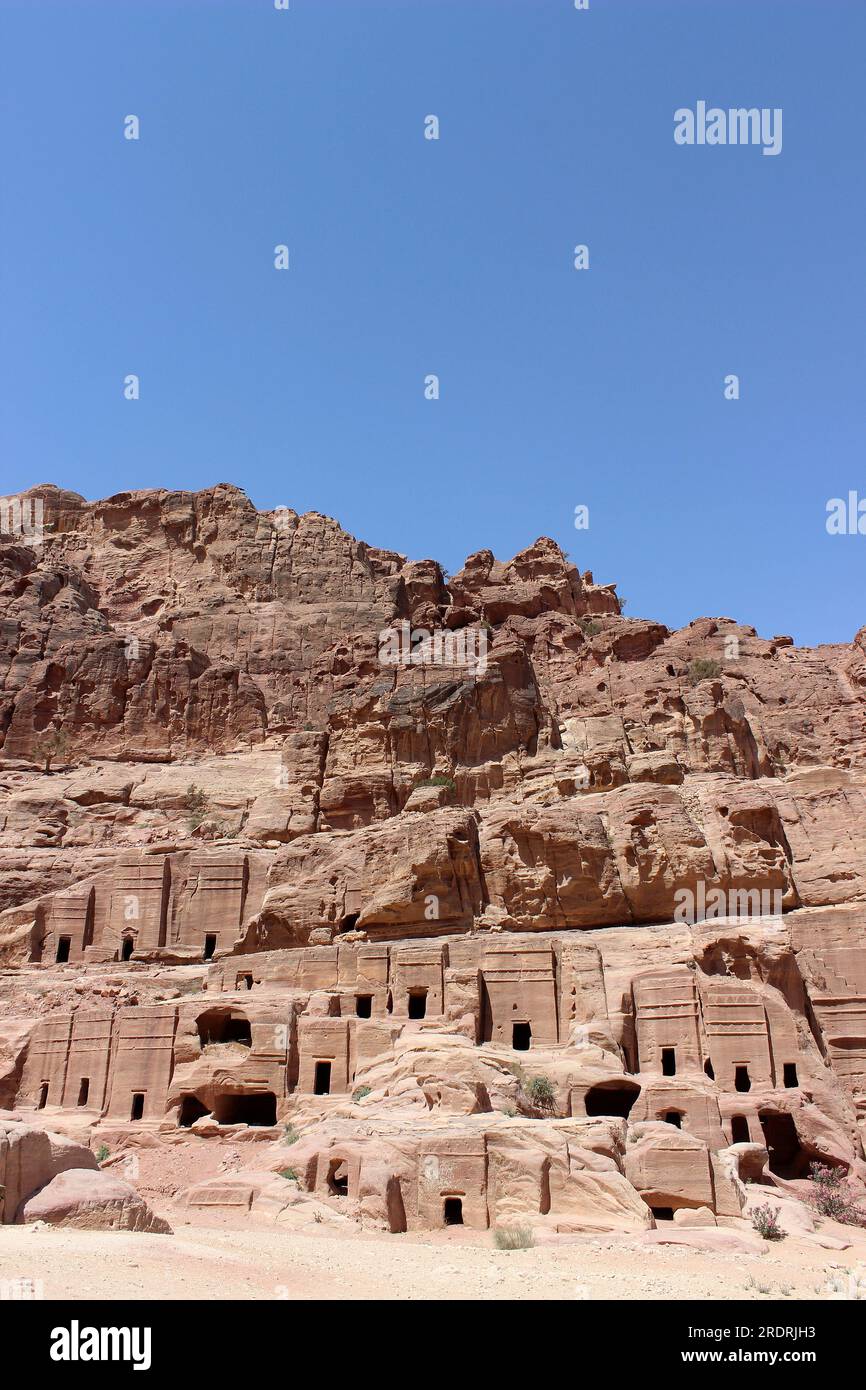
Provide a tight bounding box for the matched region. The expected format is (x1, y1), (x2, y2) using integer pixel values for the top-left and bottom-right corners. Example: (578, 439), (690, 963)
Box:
(1, 1216), (864, 1301)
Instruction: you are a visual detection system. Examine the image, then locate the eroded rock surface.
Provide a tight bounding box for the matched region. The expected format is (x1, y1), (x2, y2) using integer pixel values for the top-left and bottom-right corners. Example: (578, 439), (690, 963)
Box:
(1, 483), (864, 1239)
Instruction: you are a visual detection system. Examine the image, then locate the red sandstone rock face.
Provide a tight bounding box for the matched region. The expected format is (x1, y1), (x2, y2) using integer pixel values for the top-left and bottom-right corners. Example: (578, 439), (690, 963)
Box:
(1, 482), (865, 1241)
(19, 1165), (171, 1232)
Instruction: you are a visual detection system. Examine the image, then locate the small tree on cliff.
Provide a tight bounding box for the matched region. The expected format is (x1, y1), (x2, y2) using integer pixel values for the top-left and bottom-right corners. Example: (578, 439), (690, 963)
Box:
(42, 727), (69, 774)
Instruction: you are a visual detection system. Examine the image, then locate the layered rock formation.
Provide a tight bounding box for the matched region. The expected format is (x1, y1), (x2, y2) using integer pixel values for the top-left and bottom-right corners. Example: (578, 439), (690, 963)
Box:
(1, 482), (864, 1239)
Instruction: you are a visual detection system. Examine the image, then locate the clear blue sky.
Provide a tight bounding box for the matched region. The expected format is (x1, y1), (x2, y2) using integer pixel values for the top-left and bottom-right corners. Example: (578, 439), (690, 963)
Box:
(2, 0), (864, 646)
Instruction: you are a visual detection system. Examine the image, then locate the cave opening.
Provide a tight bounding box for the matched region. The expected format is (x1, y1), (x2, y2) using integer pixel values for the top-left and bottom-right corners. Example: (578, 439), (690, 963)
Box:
(408, 989), (428, 1020)
(327, 1160), (349, 1197)
(443, 1197), (464, 1226)
(758, 1111), (808, 1179)
(512, 1022), (531, 1051)
(197, 1009), (252, 1047)
(584, 1082), (640, 1118)
(213, 1092), (277, 1127)
(178, 1095), (210, 1128)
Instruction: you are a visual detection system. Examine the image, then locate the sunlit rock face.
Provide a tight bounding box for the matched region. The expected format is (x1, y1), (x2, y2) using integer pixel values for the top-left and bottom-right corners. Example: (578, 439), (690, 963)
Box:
(1, 483), (864, 1237)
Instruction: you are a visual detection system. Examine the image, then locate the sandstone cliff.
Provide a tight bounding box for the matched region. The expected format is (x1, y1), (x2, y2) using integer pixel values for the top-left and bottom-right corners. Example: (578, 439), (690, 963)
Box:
(1, 483), (864, 1242)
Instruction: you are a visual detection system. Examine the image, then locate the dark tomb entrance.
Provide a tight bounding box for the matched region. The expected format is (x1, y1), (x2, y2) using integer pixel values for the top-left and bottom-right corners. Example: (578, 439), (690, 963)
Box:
(443, 1197), (464, 1226)
(213, 1092), (277, 1127)
(408, 989), (428, 1020)
(759, 1111), (808, 1179)
(584, 1082), (640, 1118)
(179, 1095), (209, 1127)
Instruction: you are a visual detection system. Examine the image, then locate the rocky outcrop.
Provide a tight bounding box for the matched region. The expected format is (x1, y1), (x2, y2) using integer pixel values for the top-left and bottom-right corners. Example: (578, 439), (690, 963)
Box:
(0, 1116), (98, 1222)
(19, 1166), (171, 1232)
(1, 482), (865, 1241)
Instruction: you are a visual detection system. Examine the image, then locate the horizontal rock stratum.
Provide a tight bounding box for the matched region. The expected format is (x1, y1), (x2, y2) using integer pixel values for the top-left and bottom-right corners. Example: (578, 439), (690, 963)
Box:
(0, 482), (864, 1242)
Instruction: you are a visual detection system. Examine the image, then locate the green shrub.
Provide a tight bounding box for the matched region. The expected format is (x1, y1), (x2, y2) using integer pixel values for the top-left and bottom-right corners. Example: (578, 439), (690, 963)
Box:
(493, 1226), (534, 1250)
(809, 1163), (866, 1225)
(687, 658), (722, 686)
(42, 727), (70, 775)
(415, 775), (456, 791)
(95, 1144), (110, 1163)
(352, 1086), (371, 1103)
(751, 1203), (785, 1240)
(184, 783), (208, 812)
(278, 1167), (298, 1182)
(282, 1124), (300, 1145)
(579, 618), (601, 637)
(184, 783), (210, 831)
(524, 1075), (556, 1111)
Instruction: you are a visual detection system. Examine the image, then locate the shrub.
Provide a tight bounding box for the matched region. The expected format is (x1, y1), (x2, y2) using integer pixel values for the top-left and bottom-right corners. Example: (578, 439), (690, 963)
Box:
(184, 783), (210, 830)
(352, 1086), (371, 1103)
(751, 1203), (785, 1240)
(579, 618), (601, 637)
(493, 1226), (534, 1250)
(278, 1167), (298, 1182)
(524, 1075), (556, 1112)
(687, 658), (722, 686)
(282, 1123), (300, 1145)
(42, 727), (69, 775)
(184, 783), (208, 812)
(415, 775), (456, 791)
(95, 1144), (110, 1163)
(809, 1163), (866, 1226)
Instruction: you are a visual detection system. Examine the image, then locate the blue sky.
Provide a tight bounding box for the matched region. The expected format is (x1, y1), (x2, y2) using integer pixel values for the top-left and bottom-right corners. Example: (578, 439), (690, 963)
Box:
(2, 0), (864, 645)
